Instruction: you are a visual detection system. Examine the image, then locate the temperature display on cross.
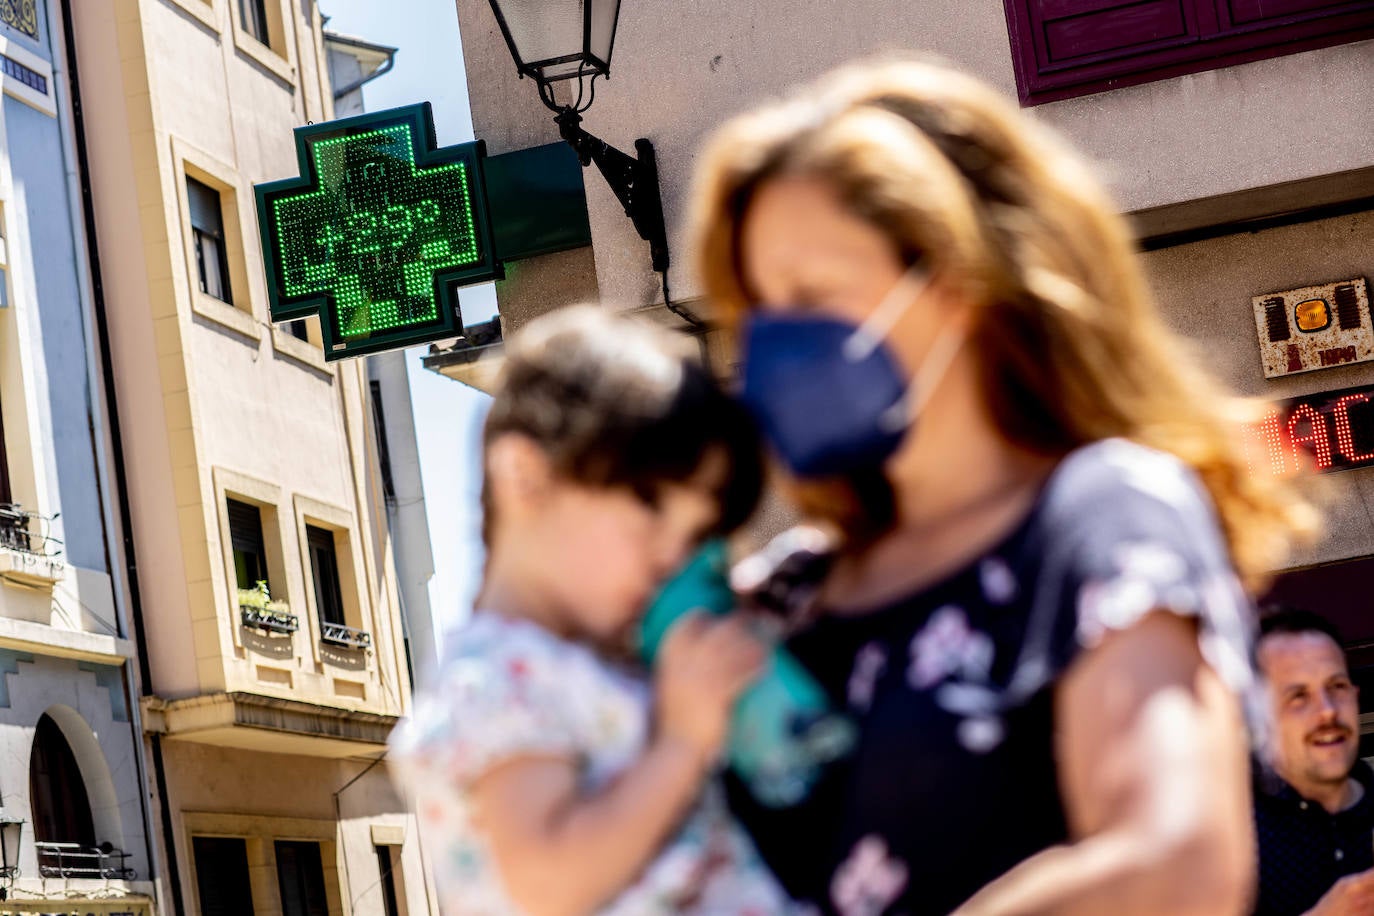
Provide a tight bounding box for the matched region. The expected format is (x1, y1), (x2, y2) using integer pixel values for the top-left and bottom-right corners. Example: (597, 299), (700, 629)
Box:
(254, 103), (500, 360)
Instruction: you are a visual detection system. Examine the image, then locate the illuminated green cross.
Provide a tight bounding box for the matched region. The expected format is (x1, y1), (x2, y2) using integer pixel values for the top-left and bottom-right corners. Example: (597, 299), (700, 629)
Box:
(255, 103), (500, 360)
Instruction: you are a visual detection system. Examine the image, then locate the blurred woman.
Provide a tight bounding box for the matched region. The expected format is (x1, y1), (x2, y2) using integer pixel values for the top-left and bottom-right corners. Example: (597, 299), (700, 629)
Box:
(690, 57), (1317, 916)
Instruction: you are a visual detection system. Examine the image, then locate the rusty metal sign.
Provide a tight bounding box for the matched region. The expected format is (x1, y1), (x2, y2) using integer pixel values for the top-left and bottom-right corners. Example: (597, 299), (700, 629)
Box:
(1252, 278), (1373, 379)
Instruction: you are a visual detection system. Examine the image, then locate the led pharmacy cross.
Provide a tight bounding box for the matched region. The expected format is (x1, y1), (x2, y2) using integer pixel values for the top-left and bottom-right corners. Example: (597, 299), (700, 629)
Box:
(254, 103), (500, 360)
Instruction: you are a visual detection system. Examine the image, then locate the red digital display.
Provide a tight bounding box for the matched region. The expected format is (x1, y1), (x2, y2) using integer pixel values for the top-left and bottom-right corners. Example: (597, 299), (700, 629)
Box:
(1248, 383), (1374, 477)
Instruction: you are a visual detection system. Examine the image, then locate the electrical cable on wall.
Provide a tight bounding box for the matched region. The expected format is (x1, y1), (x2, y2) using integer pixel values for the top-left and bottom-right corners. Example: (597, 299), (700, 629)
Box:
(658, 269), (712, 367)
(659, 269), (702, 330)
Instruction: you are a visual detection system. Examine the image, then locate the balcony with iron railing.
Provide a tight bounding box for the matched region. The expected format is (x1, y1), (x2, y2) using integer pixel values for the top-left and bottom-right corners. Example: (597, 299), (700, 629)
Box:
(35, 841), (136, 879)
(0, 503), (62, 585)
(237, 580), (298, 635)
(320, 620), (371, 650)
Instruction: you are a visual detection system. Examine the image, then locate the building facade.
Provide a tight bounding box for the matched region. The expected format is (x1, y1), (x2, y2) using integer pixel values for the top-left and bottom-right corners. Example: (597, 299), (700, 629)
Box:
(432, 1), (1374, 716)
(0, 0), (160, 913)
(322, 29), (445, 691)
(70, 0), (433, 913)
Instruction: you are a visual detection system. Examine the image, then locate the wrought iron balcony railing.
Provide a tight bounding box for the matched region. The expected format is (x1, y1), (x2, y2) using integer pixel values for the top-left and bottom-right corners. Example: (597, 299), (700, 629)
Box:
(0, 503), (64, 585)
(239, 602), (299, 635)
(238, 583), (297, 635)
(36, 841), (135, 879)
(0, 504), (31, 554)
(321, 621), (372, 650)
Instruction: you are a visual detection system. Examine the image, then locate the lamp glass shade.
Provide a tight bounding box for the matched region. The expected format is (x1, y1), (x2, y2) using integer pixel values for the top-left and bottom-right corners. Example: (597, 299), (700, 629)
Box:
(490, 0), (621, 80)
(0, 814), (21, 874)
(589, 0), (621, 70)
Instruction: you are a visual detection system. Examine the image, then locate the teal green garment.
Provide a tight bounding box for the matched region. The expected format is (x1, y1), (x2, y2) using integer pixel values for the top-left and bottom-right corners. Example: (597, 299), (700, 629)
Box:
(639, 540), (854, 807)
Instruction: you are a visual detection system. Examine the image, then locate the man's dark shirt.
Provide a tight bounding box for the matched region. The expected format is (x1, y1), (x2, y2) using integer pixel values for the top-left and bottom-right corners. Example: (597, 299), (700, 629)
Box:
(1254, 758), (1374, 915)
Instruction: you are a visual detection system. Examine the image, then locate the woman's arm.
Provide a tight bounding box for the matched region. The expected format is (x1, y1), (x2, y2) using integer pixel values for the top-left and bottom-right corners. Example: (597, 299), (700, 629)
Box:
(953, 611), (1254, 916)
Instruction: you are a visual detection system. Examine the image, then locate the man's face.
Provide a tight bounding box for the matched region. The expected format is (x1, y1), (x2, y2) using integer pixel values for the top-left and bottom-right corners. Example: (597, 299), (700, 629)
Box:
(1258, 631), (1361, 797)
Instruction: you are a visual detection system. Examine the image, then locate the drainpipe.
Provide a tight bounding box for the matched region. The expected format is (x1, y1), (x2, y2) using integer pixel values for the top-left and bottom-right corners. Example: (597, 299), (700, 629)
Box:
(55, 3), (185, 915)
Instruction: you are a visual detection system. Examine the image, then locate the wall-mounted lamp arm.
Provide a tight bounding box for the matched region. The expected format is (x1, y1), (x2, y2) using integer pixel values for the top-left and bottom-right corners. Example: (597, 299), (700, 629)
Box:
(555, 108), (669, 273)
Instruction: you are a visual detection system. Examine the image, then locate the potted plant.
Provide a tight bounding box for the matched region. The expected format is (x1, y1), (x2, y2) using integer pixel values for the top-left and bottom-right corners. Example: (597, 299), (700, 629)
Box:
(238, 580), (298, 634)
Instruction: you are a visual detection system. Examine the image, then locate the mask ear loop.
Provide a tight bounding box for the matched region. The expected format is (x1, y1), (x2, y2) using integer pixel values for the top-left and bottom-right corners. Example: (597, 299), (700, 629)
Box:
(842, 265), (933, 363)
(877, 319), (967, 433)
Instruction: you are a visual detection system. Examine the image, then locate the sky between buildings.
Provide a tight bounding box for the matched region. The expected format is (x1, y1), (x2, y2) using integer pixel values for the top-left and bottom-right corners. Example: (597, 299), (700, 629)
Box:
(320, 0), (495, 642)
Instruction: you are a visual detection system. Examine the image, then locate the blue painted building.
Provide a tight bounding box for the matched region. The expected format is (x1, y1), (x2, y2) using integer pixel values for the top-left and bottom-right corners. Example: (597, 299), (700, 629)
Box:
(0, 1), (156, 912)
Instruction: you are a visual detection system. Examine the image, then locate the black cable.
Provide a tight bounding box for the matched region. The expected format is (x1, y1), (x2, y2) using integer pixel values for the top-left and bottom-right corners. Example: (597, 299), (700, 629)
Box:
(659, 270), (712, 367)
(659, 269), (703, 329)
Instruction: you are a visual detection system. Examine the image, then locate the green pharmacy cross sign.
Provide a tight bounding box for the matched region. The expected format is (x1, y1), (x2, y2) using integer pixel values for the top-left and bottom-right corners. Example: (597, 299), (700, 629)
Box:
(255, 103), (501, 360)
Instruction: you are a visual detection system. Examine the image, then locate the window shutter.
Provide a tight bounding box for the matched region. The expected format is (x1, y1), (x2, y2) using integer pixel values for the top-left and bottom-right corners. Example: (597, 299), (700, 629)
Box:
(1223, 0), (1370, 24)
(1004, 0), (1374, 103)
(186, 177), (224, 237)
(1032, 0), (1194, 66)
(227, 499), (265, 554)
(193, 837), (257, 916)
(275, 841), (329, 916)
(307, 525), (346, 627)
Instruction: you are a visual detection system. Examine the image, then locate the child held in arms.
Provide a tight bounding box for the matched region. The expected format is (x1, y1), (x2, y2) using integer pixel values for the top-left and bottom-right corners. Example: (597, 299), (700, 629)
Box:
(390, 306), (793, 915)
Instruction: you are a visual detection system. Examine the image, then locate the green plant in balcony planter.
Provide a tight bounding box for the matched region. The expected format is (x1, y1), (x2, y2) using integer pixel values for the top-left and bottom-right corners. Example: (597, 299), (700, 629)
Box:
(238, 580), (272, 611)
(238, 581), (294, 629)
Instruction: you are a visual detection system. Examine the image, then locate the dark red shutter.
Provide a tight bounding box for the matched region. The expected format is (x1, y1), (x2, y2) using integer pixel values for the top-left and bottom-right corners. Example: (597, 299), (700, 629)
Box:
(1004, 0), (1374, 104)
(1223, 0), (1370, 24)
(1032, 0), (1195, 66)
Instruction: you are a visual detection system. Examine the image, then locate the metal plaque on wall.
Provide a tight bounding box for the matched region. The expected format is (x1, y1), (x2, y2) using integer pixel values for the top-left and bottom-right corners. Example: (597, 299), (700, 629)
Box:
(1253, 278), (1373, 379)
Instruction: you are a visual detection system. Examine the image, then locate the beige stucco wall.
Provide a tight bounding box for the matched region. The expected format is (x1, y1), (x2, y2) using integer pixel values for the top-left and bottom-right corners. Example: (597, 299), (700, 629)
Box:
(1141, 209), (1374, 568)
(451, 0), (1374, 569)
(452, 0), (1374, 314)
(164, 741), (431, 916)
(73, 0), (408, 717)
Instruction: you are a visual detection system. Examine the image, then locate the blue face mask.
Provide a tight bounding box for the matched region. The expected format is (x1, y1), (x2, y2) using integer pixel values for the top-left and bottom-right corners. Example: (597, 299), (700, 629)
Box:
(739, 267), (965, 479)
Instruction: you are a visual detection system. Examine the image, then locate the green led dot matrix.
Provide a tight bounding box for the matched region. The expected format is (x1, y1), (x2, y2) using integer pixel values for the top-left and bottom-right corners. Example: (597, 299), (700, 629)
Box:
(254, 102), (501, 361)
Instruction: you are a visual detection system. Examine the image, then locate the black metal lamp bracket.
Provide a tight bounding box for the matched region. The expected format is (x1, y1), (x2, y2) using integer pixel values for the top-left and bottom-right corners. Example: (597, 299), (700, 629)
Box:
(555, 107), (669, 273)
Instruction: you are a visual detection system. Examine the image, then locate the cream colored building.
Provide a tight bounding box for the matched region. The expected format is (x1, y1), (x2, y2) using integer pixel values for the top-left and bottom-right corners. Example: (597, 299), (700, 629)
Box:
(71, 0), (433, 913)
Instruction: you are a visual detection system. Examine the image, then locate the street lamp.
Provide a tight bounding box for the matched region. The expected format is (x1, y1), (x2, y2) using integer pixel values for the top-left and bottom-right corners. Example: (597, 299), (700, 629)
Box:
(486, 0), (684, 318)
(0, 809), (23, 899)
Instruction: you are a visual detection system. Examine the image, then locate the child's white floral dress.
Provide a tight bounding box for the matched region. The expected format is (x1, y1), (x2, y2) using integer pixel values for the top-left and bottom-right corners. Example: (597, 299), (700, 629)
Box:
(390, 613), (792, 915)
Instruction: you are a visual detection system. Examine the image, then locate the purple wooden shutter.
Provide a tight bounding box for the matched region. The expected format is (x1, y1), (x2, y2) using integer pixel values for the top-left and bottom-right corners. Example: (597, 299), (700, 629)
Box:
(1005, 0), (1374, 104)
(1033, 0), (1194, 65)
(1222, 0), (1372, 25)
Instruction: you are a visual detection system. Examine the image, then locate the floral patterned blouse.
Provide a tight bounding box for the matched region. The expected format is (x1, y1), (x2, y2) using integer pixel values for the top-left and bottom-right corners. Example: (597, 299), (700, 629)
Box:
(726, 439), (1256, 916)
(390, 613), (793, 916)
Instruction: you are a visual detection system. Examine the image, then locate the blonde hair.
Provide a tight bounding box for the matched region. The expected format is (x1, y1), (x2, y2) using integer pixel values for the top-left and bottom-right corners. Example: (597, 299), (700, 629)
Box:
(690, 57), (1317, 588)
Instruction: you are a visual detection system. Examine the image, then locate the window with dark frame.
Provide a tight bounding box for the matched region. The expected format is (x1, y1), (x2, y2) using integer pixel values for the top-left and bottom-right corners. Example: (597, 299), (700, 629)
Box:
(186, 176), (233, 304)
(306, 524), (346, 627)
(376, 845), (401, 916)
(192, 837), (257, 916)
(274, 840), (328, 916)
(228, 498), (270, 592)
(239, 0), (270, 46)
(369, 380), (396, 503)
(1003, 0), (1374, 105)
(29, 714), (96, 848)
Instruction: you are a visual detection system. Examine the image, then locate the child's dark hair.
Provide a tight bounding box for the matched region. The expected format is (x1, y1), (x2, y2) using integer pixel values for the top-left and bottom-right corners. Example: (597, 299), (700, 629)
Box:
(481, 306), (764, 545)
